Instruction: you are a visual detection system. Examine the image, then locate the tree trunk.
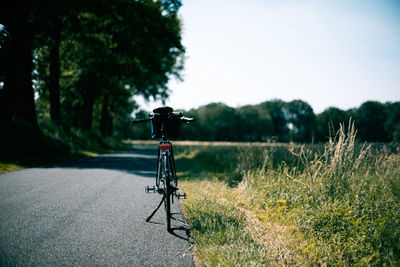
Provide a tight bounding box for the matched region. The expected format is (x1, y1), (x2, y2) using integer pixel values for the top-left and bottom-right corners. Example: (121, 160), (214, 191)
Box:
(80, 88), (95, 131)
(100, 96), (113, 136)
(0, 73), (14, 127)
(2, 7), (38, 128)
(49, 16), (61, 123)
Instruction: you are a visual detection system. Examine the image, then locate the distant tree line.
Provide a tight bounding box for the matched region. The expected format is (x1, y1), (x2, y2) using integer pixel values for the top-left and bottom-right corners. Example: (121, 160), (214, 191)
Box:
(0, 0), (184, 138)
(131, 100), (400, 143)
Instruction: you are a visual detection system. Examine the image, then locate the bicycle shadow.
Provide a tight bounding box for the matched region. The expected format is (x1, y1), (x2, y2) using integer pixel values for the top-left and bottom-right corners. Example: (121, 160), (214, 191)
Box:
(169, 212), (191, 241)
(146, 211), (191, 241)
(169, 226), (190, 241)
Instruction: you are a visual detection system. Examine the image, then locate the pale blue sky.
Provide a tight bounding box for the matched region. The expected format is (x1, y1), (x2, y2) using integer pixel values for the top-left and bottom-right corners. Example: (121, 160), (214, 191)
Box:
(137, 0), (400, 113)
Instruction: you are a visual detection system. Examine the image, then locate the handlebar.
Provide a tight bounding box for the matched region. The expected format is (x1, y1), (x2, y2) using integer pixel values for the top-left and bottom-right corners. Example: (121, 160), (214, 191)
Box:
(131, 118), (152, 125)
(131, 111), (195, 125)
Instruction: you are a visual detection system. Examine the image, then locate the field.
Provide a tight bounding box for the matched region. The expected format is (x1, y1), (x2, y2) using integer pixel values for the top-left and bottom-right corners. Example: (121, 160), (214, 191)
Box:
(173, 124), (400, 266)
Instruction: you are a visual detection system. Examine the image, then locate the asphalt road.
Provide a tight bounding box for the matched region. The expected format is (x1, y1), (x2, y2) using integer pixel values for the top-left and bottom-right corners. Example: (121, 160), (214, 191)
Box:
(0, 146), (194, 266)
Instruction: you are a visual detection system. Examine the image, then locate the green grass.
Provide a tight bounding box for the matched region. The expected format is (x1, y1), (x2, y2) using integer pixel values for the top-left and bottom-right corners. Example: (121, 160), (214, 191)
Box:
(0, 162), (24, 173)
(177, 124), (400, 266)
(182, 180), (270, 266)
(0, 118), (128, 173)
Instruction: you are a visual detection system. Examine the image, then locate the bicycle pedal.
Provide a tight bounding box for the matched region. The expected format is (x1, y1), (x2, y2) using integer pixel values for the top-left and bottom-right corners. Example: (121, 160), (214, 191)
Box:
(176, 192), (187, 199)
(145, 186), (157, 193)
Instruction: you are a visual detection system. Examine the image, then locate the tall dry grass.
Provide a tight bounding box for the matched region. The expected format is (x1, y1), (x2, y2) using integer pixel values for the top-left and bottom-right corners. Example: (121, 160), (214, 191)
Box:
(240, 122), (400, 265)
(179, 121), (400, 265)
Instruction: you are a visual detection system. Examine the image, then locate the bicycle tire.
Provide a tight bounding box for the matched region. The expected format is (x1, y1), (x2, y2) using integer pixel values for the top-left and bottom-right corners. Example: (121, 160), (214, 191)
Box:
(168, 155), (177, 204)
(162, 155), (172, 231)
(170, 147), (178, 188)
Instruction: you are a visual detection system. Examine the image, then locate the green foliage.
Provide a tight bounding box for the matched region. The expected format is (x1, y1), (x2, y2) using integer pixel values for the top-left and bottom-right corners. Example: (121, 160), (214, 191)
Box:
(180, 102), (275, 142)
(0, 118), (69, 167)
(177, 99), (399, 143)
(237, 104), (274, 141)
(49, 1), (184, 132)
(38, 117), (126, 153)
(258, 99), (290, 141)
(315, 107), (349, 142)
(394, 123), (400, 143)
(285, 99), (316, 143)
(1, 1), (184, 140)
(129, 110), (152, 140)
(354, 101), (388, 142)
(385, 102), (400, 142)
(0, 115), (127, 170)
(190, 103), (240, 141)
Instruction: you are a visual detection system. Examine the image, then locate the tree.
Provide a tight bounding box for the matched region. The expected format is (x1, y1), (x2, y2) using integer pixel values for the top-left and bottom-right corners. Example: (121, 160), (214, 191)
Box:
(384, 101), (400, 142)
(0, 4), (38, 128)
(393, 123), (400, 143)
(236, 105), (273, 141)
(354, 101), (387, 142)
(285, 100), (316, 142)
(94, 1), (184, 134)
(33, 5), (72, 124)
(1, 1), (86, 128)
(315, 107), (349, 142)
(258, 100), (289, 142)
(130, 109), (152, 140)
(48, 16), (62, 123)
(187, 103), (239, 141)
(0, 24), (11, 124)
(30, 1), (185, 135)
(179, 108), (201, 140)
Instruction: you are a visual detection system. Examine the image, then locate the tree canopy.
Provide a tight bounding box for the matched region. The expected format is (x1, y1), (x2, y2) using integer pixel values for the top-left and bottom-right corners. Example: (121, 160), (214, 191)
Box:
(0, 0), (184, 137)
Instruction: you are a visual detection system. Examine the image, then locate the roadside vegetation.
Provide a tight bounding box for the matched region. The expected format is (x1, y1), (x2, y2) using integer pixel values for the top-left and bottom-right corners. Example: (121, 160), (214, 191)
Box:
(0, 118), (127, 173)
(176, 123), (400, 266)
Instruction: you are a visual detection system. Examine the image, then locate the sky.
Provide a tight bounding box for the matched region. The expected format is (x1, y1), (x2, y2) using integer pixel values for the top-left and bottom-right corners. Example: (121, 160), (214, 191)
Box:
(136, 0), (400, 114)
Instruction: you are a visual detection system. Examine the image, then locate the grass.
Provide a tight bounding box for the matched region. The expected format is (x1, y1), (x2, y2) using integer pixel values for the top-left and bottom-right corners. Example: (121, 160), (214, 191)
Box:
(182, 179), (269, 266)
(0, 118), (128, 173)
(0, 162), (24, 173)
(176, 123), (400, 266)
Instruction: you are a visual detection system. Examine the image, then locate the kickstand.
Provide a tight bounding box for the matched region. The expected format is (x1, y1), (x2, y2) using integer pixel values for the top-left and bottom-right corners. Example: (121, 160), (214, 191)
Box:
(146, 197), (164, 222)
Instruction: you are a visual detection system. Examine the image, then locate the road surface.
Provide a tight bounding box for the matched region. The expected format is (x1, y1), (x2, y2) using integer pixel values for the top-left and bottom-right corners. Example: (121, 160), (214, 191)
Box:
(0, 146), (194, 266)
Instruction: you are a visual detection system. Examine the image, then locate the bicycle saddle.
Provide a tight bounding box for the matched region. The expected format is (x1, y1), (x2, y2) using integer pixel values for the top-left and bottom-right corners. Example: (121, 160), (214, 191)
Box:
(153, 106), (173, 115)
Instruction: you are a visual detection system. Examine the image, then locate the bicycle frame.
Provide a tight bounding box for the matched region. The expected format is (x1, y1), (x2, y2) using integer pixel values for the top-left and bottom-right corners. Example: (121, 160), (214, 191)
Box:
(156, 141), (177, 191)
(145, 140), (184, 231)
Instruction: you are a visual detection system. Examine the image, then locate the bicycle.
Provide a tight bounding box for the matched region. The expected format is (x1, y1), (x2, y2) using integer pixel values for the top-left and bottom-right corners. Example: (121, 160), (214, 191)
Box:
(131, 106), (194, 232)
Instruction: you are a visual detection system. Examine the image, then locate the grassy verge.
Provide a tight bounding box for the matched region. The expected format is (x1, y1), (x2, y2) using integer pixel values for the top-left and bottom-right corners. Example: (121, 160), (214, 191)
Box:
(176, 125), (400, 266)
(182, 179), (270, 265)
(0, 119), (128, 173)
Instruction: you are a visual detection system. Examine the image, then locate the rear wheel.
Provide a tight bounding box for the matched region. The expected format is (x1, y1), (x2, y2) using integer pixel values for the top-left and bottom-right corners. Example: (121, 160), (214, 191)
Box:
(164, 174), (171, 231)
(162, 155), (172, 231)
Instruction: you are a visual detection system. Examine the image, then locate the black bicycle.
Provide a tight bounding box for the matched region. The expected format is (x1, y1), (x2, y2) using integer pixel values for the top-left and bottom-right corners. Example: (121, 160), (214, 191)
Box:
(132, 107), (194, 232)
